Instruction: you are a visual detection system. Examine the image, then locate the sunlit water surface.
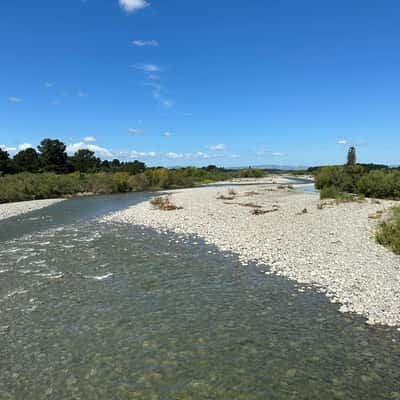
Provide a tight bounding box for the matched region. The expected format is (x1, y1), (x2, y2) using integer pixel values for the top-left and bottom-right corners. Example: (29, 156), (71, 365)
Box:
(0, 194), (399, 399)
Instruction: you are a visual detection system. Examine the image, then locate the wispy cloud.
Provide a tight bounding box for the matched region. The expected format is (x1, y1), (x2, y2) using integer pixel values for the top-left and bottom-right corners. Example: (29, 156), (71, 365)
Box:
(44, 82), (54, 88)
(128, 128), (145, 135)
(162, 131), (174, 138)
(7, 96), (23, 103)
(208, 144), (226, 151)
(18, 143), (33, 151)
(147, 82), (174, 109)
(132, 40), (159, 47)
(256, 150), (286, 157)
(166, 152), (210, 160)
(83, 136), (96, 142)
(77, 91), (88, 97)
(133, 63), (161, 72)
(119, 0), (149, 13)
(337, 139), (351, 145)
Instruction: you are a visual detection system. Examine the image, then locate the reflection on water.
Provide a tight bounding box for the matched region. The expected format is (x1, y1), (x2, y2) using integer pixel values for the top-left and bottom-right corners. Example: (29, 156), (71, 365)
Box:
(0, 212), (399, 399)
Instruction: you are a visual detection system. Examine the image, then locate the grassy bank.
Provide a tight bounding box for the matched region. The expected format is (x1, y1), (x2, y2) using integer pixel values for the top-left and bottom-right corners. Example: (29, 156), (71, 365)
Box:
(0, 168), (266, 203)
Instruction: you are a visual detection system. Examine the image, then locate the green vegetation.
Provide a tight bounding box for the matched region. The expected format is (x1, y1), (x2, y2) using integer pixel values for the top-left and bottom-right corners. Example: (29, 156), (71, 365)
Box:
(0, 138), (269, 203)
(314, 147), (400, 200)
(376, 206), (400, 254)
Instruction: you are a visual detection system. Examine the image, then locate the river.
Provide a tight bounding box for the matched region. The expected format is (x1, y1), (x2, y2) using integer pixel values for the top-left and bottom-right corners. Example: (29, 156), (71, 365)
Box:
(0, 193), (399, 399)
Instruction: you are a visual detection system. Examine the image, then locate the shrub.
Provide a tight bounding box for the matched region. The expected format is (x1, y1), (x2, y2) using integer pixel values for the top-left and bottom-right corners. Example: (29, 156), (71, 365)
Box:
(150, 196), (181, 211)
(376, 207), (400, 254)
(320, 186), (340, 199)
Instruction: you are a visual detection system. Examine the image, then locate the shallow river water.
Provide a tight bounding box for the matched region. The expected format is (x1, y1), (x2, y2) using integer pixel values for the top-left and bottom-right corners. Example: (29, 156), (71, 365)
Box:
(0, 194), (399, 399)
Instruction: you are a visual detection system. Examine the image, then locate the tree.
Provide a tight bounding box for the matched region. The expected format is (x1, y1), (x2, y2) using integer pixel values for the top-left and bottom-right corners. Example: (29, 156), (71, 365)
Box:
(347, 146), (357, 166)
(120, 160), (146, 175)
(13, 148), (40, 172)
(70, 149), (99, 173)
(37, 139), (68, 173)
(0, 148), (11, 175)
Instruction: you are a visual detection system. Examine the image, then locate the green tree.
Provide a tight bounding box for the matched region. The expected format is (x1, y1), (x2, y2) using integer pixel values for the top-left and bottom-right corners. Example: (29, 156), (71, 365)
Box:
(347, 146), (357, 166)
(120, 160), (146, 175)
(13, 148), (40, 173)
(37, 139), (68, 173)
(0, 148), (11, 175)
(70, 149), (99, 173)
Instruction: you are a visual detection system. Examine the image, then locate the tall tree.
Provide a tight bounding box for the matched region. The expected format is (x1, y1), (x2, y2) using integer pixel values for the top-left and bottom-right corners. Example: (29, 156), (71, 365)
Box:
(0, 148), (11, 175)
(70, 149), (99, 173)
(13, 148), (40, 172)
(347, 146), (356, 166)
(37, 139), (68, 173)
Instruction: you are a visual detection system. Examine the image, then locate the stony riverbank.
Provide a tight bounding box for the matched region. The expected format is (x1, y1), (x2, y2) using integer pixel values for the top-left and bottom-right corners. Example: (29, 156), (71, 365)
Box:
(0, 199), (64, 221)
(104, 177), (400, 327)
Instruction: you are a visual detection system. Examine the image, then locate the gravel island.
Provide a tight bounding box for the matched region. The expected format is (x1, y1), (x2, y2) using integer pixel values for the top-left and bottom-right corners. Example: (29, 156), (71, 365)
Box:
(0, 199), (64, 222)
(105, 178), (400, 327)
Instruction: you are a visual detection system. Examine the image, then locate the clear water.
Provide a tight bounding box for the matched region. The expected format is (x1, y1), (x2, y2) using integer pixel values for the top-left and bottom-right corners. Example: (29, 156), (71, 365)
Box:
(0, 196), (399, 399)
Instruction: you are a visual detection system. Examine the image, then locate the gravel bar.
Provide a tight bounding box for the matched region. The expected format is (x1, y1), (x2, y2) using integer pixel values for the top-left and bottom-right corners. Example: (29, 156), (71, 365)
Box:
(104, 178), (400, 327)
(0, 199), (64, 221)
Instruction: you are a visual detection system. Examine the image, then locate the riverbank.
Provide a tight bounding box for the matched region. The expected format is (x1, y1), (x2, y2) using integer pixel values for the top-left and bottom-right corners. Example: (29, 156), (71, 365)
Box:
(105, 177), (400, 327)
(0, 198), (64, 221)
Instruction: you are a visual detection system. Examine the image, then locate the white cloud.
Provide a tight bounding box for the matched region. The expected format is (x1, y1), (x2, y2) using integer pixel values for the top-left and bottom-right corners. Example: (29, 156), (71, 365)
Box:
(133, 63), (161, 72)
(208, 144), (226, 151)
(67, 142), (114, 157)
(119, 150), (158, 160)
(44, 82), (53, 88)
(337, 139), (350, 145)
(7, 96), (23, 103)
(0, 144), (17, 152)
(256, 150), (285, 157)
(132, 40), (159, 47)
(165, 152), (210, 160)
(147, 82), (174, 109)
(18, 143), (33, 151)
(163, 131), (174, 137)
(83, 136), (96, 142)
(128, 128), (145, 135)
(119, 0), (149, 13)
(52, 100), (61, 106)
(77, 91), (88, 97)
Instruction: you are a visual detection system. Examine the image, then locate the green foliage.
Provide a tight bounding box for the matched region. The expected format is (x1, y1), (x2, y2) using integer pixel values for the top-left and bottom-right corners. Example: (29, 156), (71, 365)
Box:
(70, 149), (100, 173)
(319, 186), (340, 199)
(315, 165), (400, 200)
(38, 138), (69, 173)
(13, 148), (40, 173)
(376, 207), (400, 254)
(238, 169), (265, 178)
(0, 148), (11, 175)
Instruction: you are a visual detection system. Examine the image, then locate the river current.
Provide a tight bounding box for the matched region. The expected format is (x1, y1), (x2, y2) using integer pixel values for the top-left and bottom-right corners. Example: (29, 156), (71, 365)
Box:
(0, 193), (399, 399)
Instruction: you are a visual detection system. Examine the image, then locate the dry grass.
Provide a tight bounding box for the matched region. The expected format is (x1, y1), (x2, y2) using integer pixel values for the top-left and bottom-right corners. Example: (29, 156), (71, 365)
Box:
(150, 196), (182, 211)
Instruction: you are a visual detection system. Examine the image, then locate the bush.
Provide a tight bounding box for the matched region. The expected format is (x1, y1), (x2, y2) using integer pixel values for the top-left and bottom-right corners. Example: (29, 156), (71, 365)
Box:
(315, 165), (400, 200)
(150, 196), (182, 211)
(376, 207), (400, 254)
(320, 186), (340, 199)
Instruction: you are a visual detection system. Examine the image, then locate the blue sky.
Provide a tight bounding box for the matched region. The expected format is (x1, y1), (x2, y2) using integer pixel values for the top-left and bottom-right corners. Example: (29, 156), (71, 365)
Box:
(1, 0), (400, 167)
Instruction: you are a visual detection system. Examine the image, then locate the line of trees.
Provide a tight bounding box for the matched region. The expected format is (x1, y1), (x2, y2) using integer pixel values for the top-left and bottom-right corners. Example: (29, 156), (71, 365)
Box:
(314, 147), (400, 200)
(0, 139), (146, 176)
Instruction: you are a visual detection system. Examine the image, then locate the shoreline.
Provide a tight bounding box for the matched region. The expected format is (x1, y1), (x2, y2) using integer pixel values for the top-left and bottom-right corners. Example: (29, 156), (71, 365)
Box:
(0, 199), (65, 222)
(104, 177), (400, 328)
